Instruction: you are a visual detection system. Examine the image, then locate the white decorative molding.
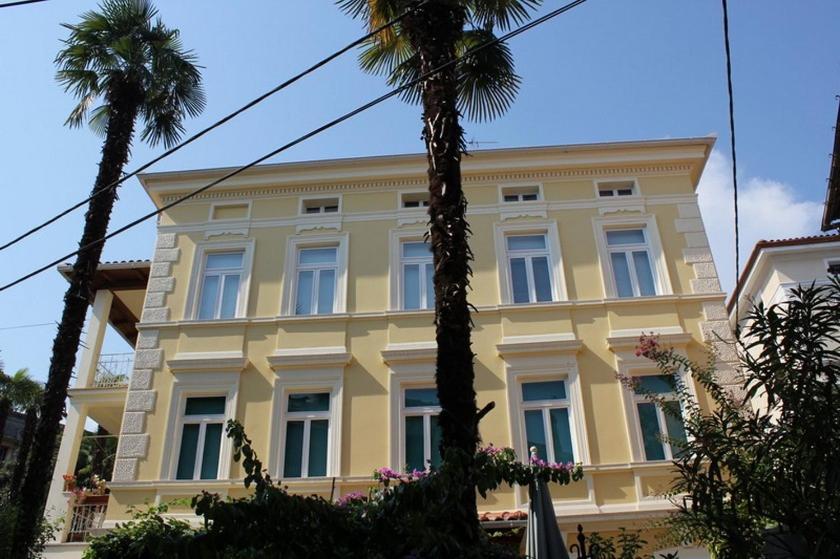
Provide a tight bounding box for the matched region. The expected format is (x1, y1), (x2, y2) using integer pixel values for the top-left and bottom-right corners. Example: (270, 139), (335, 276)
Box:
(606, 327), (691, 352)
(397, 214), (427, 228)
(598, 204), (645, 216)
(295, 219), (342, 234)
(267, 346), (352, 370)
(380, 342), (437, 365)
(166, 351), (249, 372)
(204, 227), (250, 239)
(499, 206), (548, 221)
(496, 334), (581, 358)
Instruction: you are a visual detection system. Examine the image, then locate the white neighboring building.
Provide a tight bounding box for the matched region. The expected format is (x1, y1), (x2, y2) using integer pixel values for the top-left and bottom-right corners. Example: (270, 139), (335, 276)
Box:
(728, 234), (840, 328)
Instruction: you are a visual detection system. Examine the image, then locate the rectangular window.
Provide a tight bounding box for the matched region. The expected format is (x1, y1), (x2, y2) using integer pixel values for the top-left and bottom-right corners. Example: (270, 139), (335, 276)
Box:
(401, 241), (434, 310)
(606, 229), (657, 298)
(302, 198), (339, 215)
(295, 247), (338, 315)
(598, 181), (635, 197)
(283, 392), (330, 478)
(520, 380), (575, 463)
(633, 375), (687, 461)
(403, 387), (442, 471)
(176, 396), (226, 480)
(197, 252), (244, 320)
(506, 234), (554, 304)
(401, 192), (429, 209)
(502, 185), (540, 202)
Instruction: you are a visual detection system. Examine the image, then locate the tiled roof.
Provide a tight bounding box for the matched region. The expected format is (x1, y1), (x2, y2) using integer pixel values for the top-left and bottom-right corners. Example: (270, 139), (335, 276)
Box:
(479, 510), (528, 523)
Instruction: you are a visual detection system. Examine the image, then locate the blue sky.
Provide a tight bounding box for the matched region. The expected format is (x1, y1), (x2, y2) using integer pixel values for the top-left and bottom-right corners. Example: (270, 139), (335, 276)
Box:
(0, 0), (837, 382)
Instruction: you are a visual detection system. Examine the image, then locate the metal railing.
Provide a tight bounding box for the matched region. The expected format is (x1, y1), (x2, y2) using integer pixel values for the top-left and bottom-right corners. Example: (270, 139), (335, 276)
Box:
(93, 352), (133, 388)
(65, 499), (107, 542)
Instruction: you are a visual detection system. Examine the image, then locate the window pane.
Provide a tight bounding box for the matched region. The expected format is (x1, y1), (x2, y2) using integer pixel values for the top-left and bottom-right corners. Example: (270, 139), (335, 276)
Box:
(549, 408), (575, 463)
(610, 252), (634, 298)
(405, 388), (439, 408)
(308, 420), (329, 477)
(200, 423), (222, 480)
(510, 258), (530, 303)
(198, 275), (220, 319)
(295, 270), (314, 315)
(532, 256), (553, 302)
(598, 189), (614, 197)
(637, 403), (665, 460)
(633, 251), (656, 296)
(507, 235), (546, 251)
(206, 252), (243, 269)
(185, 397), (226, 415)
(606, 229), (645, 246)
(634, 375), (677, 395)
(425, 262), (435, 309)
(176, 424), (199, 480)
(524, 410), (548, 462)
(403, 264), (420, 310)
(305, 206), (321, 214)
(299, 247), (337, 265)
(430, 415), (443, 469)
(219, 274), (240, 318)
(663, 401), (688, 458)
(288, 392), (330, 412)
(283, 421), (304, 478)
(522, 193), (538, 201)
(324, 205), (338, 213)
(316, 269), (335, 314)
(617, 188), (633, 196)
(403, 241), (431, 258)
(405, 416), (425, 471)
(503, 194), (518, 202)
(522, 381), (566, 402)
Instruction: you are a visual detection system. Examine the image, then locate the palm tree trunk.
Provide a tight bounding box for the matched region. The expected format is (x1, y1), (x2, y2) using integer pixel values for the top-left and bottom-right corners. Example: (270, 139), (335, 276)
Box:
(404, 1), (481, 547)
(12, 86), (141, 557)
(9, 406), (37, 500)
(0, 398), (10, 455)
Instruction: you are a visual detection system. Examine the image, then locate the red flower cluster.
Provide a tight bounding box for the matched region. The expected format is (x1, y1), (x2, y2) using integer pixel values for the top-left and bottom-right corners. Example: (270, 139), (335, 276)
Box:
(635, 334), (660, 358)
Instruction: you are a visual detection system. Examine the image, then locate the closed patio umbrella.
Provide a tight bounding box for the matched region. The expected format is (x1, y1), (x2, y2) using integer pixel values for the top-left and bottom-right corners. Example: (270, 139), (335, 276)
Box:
(525, 448), (570, 559)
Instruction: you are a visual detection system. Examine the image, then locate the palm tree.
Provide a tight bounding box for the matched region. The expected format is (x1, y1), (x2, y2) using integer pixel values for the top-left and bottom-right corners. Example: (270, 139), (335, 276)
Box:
(13, 1), (204, 554)
(0, 369), (41, 448)
(339, 0), (541, 546)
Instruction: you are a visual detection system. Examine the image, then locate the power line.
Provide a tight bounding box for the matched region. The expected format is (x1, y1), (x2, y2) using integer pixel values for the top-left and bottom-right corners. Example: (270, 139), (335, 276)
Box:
(0, 0), (425, 253)
(0, 322), (55, 331)
(0, 0), (48, 7)
(721, 0), (741, 331)
(0, 0), (589, 293)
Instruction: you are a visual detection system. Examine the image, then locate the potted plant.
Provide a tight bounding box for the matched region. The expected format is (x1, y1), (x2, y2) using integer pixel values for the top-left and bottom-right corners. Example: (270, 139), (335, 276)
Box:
(62, 473), (76, 492)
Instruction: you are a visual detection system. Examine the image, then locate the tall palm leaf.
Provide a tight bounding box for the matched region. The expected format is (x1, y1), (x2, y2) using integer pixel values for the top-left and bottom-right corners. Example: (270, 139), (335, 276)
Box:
(12, 1), (203, 554)
(340, 0), (541, 548)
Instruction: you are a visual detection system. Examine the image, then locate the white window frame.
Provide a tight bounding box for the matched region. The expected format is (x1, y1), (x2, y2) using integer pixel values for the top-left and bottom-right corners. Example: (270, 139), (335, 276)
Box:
(185, 239), (255, 321)
(609, 332), (696, 463)
(280, 390), (333, 478)
(594, 178), (639, 198)
(294, 246), (339, 315)
(281, 233), (349, 316)
(388, 229), (435, 312)
(268, 358), (346, 479)
(518, 378), (579, 464)
(497, 336), (590, 467)
(629, 376), (684, 461)
(381, 342), (438, 471)
(300, 195), (342, 216)
(494, 221), (567, 305)
(399, 190), (430, 209)
(400, 239), (434, 311)
(592, 215), (672, 299)
(162, 372), (240, 481)
(606, 228), (658, 298)
(500, 183), (543, 203)
(401, 385), (442, 471)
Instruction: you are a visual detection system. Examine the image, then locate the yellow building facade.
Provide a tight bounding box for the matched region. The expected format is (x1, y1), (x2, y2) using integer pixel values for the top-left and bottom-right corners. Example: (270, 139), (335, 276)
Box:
(46, 138), (733, 557)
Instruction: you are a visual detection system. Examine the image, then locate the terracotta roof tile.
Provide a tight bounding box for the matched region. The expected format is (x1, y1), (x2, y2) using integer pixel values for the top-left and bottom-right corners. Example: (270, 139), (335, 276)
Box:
(479, 510), (528, 522)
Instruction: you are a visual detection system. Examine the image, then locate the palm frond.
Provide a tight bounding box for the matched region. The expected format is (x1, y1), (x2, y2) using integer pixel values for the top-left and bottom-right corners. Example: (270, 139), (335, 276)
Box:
(55, 0), (204, 144)
(88, 105), (111, 137)
(357, 27), (413, 76)
(467, 0), (542, 31)
(455, 28), (520, 121)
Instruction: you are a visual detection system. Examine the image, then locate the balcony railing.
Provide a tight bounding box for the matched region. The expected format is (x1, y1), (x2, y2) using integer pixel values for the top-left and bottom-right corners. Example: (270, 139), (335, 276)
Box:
(65, 495), (108, 542)
(93, 352), (133, 388)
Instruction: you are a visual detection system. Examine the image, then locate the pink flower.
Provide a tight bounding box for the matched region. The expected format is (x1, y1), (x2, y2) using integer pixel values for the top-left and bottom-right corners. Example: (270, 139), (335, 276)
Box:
(336, 492), (366, 507)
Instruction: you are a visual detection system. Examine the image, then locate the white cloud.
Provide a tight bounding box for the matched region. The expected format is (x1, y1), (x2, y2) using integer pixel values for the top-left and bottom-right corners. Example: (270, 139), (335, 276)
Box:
(697, 150), (823, 293)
